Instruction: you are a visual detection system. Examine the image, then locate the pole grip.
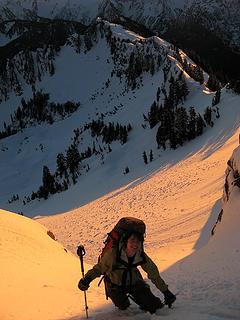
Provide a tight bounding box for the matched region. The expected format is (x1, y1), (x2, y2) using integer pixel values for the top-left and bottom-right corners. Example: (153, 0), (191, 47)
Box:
(77, 245), (86, 276)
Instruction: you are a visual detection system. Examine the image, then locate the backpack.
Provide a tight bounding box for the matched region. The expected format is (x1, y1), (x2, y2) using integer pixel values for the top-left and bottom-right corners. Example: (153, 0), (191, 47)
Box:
(98, 217), (146, 262)
(98, 217), (146, 298)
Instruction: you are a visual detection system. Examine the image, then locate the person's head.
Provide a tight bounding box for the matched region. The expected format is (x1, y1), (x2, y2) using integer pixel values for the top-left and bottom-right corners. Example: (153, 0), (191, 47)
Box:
(124, 232), (144, 257)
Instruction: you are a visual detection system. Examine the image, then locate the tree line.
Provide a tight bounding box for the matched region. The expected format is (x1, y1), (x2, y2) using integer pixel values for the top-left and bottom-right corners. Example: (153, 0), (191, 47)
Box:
(86, 119), (132, 145)
(0, 90), (80, 140)
(30, 119), (132, 200)
(173, 48), (204, 84)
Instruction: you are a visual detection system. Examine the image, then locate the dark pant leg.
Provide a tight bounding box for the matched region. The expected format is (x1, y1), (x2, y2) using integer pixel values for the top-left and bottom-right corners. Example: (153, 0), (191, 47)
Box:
(130, 280), (163, 314)
(106, 283), (130, 310)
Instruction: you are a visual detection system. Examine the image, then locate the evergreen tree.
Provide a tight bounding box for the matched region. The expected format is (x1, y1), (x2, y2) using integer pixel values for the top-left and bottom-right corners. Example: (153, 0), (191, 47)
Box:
(228, 80), (240, 95)
(120, 126), (128, 144)
(156, 87), (161, 102)
(164, 94), (174, 110)
(124, 166), (130, 174)
(149, 149), (153, 162)
(215, 106), (220, 119)
(169, 127), (177, 149)
(21, 97), (27, 109)
(126, 52), (138, 88)
(31, 191), (37, 200)
(49, 60), (55, 76)
(204, 106), (213, 127)
(168, 75), (178, 108)
(156, 125), (166, 150)
(75, 34), (81, 54)
(212, 89), (221, 106)
(175, 107), (188, 146)
(84, 33), (93, 51)
(86, 147), (92, 157)
(182, 58), (189, 73)
(193, 65), (204, 84)
(196, 113), (206, 136)
(188, 107), (197, 140)
(34, 91), (49, 121)
(99, 145), (103, 153)
(150, 58), (155, 76)
(92, 142), (97, 154)
(148, 101), (159, 128)
(42, 166), (55, 199)
(63, 180), (68, 191)
(56, 153), (66, 178)
(66, 145), (81, 184)
(163, 108), (175, 149)
(55, 181), (63, 193)
(127, 123), (132, 132)
(207, 74), (220, 91)
(107, 122), (115, 143)
(176, 72), (189, 102)
(163, 107), (175, 138)
(143, 151), (148, 164)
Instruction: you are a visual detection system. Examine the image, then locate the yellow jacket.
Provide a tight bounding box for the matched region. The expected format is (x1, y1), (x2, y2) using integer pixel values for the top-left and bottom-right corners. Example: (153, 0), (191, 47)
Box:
(84, 246), (168, 292)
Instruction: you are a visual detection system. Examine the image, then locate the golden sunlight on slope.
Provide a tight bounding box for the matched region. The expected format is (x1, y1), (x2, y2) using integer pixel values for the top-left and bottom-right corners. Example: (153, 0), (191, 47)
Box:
(0, 210), (82, 320)
(40, 129), (240, 272)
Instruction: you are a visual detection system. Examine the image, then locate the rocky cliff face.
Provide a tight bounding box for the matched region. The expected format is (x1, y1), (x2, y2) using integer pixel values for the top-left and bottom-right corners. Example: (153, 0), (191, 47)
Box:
(223, 144), (240, 203)
(99, 0), (240, 51)
(212, 142), (240, 235)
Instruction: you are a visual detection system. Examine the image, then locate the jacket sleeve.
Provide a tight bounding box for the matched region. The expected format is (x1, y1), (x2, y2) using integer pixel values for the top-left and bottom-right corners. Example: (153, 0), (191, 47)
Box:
(84, 248), (115, 282)
(141, 252), (168, 293)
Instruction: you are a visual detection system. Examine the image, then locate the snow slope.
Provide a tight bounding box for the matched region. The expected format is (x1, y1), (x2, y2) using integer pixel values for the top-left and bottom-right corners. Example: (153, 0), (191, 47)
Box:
(1, 119), (240, 319)
(38, 87), (240, 263)
(38, 90), (240, 320)
(0, 209), (85, 320)
(0, 21), (221, 216)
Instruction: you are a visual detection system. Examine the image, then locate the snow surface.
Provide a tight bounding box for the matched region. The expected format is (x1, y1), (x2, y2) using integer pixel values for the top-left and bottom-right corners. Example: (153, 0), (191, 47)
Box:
(1, 122), (240, 319)
(0, 209), (84, 320)
(1, 89), (240, 319)
(0, 21), (238, 218)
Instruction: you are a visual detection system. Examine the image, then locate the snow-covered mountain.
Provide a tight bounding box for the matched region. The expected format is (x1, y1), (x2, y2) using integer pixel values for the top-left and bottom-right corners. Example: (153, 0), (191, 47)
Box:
(0, 0), (101, 23)
(0, 17), (226, 216)
(1, 0), (239, 89)
(0, 4), (240, 320)
(1, 0), (239, 51)
(99, 0), (240, 82)
(101, 0), (240, 49)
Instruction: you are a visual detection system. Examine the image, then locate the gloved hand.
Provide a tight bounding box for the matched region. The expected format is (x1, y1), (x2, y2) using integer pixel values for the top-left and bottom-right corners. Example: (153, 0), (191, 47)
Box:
(78, 277), (90, 291)
(163, 289), (176, 307)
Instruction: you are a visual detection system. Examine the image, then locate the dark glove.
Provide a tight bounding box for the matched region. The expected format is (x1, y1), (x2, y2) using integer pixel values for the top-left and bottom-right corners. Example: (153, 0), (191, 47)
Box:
(163, 289), (176, 307)
(78, 278), (90, 291)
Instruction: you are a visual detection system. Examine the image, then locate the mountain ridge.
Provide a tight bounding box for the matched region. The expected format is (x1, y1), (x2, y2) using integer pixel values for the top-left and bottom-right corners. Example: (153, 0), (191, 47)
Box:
(1, 0), (239, 83)
(0, 18), (224, 216)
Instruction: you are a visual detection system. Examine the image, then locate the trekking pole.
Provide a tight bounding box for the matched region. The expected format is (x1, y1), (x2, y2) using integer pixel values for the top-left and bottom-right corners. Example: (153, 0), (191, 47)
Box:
(77, 245), (89, 319)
